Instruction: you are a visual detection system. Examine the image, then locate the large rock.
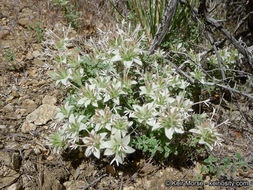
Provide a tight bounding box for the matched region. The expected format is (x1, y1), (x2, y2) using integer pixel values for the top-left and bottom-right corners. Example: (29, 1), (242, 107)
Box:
(0, 167), (20, 189)
(26, 104), (57, 125)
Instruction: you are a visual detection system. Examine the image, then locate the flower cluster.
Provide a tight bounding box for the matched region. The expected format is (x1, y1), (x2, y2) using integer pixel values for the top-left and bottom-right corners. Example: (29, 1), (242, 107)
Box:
(48, 22), (223, 165)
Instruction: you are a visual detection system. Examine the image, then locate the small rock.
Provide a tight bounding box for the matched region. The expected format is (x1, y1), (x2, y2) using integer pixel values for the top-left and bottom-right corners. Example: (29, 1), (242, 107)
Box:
(22, 175), (30, 188)
(0, 168), (19, 189)
(0, 151), (21, 170)
(23, 149), (33, 159)
(7, 183), (21, 190)
(43, 126), (49, 130)
(0, 125), (6, 129)
(28, 68), (37, 77)
(22, 99), (37, 114)
(42, 95), (57, 105)
(15, 109), (27, 119)
(6, 95), (14, 102)
(5, 142), (20, 150)
(0, 27), (10, 39)
(63, 181), (72, 189)
(26, 104), (58, 125)
(123, 186), (135, 190)
(33, 59), (44, 66)
(42, 170), (64, 190)
(79, 163), (85, 170)
(35, 80), (47, 88)
(0, 151), (12, 166)
(47, 155), (54, 161)
(63, 180), (88, 190)
(11, 90), (20, 98)
(32, 50), (40, 58)
(21, 121), (37, 133)
(231, 111), (241, 121)
(2, 103), (14, 112)
(33, 44), (41, 50)
(22, 144), (31, 150)
(34, 146), (41, 155)
(18, 17), (30, 26)
(26, 51), (33, 60)
(193, 162), (202, 175)
(1, 40), (12, 49)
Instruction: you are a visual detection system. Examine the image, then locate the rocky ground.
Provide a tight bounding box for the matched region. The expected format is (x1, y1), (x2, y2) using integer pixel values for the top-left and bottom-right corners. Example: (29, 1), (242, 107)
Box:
(0, 0), (253, 190)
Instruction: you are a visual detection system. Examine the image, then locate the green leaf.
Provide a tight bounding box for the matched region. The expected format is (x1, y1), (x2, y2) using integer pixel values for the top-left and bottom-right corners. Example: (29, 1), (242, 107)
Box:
(235, 152), (242, 160)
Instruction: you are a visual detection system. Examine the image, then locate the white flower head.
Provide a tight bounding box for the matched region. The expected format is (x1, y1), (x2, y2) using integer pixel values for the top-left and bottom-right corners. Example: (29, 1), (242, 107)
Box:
(101, 131), (135, 166)
(91, 106), (114, 131)
(55, 101), (73, 121)
(155, 107), (184, 139)
(189, 121), (223, 150)
(131, 103), (157, 124)
(82, 130), (107, 159)
(77, 84), (102, 107)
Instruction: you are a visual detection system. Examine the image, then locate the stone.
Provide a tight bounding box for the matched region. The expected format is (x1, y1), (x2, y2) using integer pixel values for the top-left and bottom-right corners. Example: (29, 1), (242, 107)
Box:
(0, 151), (21, 170)
(22, 144), (31, 150)
(28, 68), (37, 77)
(0, 27), (10, 39)
(41, 171), (63, 190)
(33, 146), (41, 155)
(26, 104), (58, 125)
(0, 151), (12, 167)
(2, 103), (13, 112)
(26, 51), (33, 60)
(32, 50), (40, 58)
(22, 99), (37, 114)
(15, 109), (27, 119)
(18, 17), (30, 26)
(33, 59), (44, 66)
(123, 186), (135, 190)
(0, 168), (19, 189)
(7, 183), (21, 190)
(231, 111), (241, 121)
(42, 95), (57, 105)
(193, 162), (202, 175)
(63, 180), (88, 190)
(0, 125), (6, 129)
(21, 121), (37, 133)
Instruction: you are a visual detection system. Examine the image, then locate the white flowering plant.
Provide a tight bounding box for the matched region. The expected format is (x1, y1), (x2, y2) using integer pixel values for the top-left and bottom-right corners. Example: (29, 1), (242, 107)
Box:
(47, 23), (224, 165)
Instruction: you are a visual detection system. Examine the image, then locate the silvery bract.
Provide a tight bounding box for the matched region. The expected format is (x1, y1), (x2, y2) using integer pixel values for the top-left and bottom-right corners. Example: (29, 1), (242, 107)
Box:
(82, 130), (107, 159)
(189, 121), (223, 150)
(101, 131), (135, 166)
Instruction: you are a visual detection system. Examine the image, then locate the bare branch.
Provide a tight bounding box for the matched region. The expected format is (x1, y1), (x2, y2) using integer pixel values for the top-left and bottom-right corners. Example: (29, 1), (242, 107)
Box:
(148, 0), (179, 55)
(205, 15), (253, 71)
(206, 32), (226, 81)
(164, 59), (253, 100)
